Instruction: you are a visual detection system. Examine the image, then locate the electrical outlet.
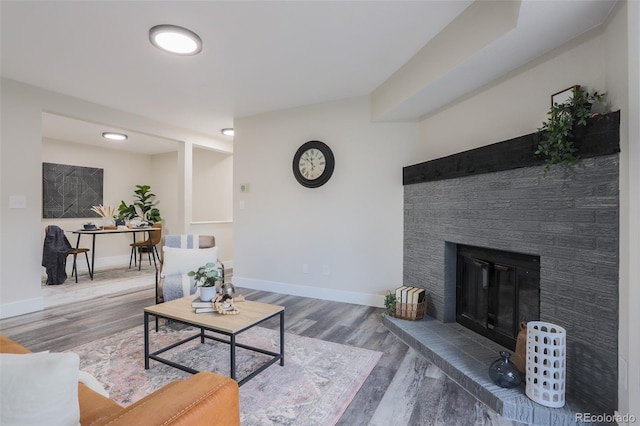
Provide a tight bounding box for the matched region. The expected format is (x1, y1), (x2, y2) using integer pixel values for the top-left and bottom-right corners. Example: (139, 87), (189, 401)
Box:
(9, 195), (26, 209)
(302, 264), (309, 273)
(322, 264), (331, 275)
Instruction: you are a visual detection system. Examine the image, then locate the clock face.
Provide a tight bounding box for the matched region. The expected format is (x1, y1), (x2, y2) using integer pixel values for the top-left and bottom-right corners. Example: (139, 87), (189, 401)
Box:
(293, 141), (334, 188)
(298, 148), (326, 180)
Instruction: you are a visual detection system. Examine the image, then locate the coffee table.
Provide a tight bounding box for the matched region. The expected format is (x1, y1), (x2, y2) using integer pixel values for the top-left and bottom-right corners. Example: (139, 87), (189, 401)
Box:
(143, 296), (284, 386)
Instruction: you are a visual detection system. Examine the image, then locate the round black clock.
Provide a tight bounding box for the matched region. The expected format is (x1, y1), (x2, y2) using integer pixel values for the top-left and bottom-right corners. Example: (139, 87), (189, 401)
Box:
(292, 140), (335, 188)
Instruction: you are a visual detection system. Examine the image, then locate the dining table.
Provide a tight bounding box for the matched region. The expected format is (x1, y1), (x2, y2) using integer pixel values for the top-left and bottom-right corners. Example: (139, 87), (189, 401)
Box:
(72, 226), (157, 279)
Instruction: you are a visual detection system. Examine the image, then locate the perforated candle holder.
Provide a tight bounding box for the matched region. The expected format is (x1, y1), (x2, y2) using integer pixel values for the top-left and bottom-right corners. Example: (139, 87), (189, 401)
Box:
(525, 321), (566, 408)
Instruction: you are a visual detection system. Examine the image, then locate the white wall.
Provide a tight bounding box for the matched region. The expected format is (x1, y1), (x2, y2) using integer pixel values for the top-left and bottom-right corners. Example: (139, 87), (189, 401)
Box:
(233, 96), (421, 306)
(617, 0), (640, 419)
(193, 148), (233, 222)
(1, 80), (44, 317)
(151, 151), (180, 235)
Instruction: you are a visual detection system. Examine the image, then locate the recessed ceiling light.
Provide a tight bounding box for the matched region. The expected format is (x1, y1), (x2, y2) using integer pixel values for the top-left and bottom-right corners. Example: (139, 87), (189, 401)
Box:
(221, 128), (234, 137)
(149, 24), (202, 55)
(102, 132), (128, 141)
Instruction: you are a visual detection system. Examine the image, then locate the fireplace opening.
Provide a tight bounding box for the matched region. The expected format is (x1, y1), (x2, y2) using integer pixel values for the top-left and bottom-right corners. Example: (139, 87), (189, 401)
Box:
(456, 245), (540, 350)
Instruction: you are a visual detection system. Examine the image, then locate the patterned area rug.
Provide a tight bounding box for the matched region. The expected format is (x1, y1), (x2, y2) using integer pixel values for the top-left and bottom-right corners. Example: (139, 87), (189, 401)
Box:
(68, 325), (382, 425)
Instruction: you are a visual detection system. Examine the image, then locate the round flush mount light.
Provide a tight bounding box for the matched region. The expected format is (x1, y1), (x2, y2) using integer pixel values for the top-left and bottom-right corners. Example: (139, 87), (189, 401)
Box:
(149, 24), (202, 55)
(221, 128), (234, 137)
(102, 132), (128, 141)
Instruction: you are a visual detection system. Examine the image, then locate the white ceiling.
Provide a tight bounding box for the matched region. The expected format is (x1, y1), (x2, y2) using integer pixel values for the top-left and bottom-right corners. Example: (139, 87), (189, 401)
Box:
(1, 1), (617, 154)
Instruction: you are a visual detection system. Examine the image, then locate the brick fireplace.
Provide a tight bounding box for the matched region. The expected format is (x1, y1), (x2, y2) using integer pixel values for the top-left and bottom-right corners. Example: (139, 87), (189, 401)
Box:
(402, 112), (619, 414)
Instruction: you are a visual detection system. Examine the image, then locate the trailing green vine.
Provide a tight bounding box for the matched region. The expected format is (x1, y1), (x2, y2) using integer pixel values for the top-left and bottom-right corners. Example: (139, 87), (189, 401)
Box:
(535, 86), (606, 175)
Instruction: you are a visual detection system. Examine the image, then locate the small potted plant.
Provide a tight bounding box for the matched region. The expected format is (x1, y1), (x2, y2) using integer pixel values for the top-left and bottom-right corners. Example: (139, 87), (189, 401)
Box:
(535, 85), (607, 175)
(383, 291), (397, 317)
(188, 262), (222, 302)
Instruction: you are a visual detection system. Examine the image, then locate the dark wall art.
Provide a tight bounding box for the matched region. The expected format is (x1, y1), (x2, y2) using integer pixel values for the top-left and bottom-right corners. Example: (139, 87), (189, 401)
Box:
(42, 162), (103, 218)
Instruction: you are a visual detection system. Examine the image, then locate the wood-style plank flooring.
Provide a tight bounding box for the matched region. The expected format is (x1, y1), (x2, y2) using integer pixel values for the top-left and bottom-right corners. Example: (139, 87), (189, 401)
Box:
(0, 267), (522, 426)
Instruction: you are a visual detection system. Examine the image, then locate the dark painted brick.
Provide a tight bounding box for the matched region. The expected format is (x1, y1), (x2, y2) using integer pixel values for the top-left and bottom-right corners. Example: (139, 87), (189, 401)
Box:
(403, 153), (619, 414)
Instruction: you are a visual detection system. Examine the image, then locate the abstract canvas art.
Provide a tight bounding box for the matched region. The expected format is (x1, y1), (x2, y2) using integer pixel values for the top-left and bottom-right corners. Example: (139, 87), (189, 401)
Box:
(42, 162), (103, 218)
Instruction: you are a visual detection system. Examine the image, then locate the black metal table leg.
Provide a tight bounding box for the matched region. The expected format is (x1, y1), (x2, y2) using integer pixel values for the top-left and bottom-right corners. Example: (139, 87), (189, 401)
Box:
(144, 312), (150, 369)
(90, 234), (96, 280)
(280, 311), (285, 366)
(230, 334), (236, 380)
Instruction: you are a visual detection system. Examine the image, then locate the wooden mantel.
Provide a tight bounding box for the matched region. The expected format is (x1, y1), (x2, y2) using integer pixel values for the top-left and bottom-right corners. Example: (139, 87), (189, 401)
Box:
(403, 110), (620, 186)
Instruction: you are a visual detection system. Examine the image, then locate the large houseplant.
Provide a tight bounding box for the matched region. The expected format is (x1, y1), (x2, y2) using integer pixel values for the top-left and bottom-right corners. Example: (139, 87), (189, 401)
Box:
(535, 85), (607, 174)
(118, 184), (162, 223)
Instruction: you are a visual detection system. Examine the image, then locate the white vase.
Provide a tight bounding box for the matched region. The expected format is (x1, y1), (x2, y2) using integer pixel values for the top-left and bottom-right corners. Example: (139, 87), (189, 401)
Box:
(199, 286), (216, 302)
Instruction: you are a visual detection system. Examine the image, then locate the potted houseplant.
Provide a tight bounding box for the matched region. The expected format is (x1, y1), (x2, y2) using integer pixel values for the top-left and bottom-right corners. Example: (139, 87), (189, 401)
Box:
(118, 184), (162, 224)
(188, 262), (222, 302)
(383, 291), (397, 317)
(535, 85), (607, 175)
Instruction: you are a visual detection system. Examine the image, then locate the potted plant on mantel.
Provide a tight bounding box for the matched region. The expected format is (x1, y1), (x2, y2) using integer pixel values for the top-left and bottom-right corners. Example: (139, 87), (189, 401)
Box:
(535, 85), (607, 175)
(188, 262), (222, 302)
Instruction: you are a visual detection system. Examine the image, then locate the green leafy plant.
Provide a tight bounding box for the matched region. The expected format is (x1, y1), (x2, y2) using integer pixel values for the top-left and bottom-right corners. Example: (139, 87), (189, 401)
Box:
(188, 262), (222, 287)
(384, 291), (397, 317)
(535, 86), (606, 175)
(118, 184), (162, 223)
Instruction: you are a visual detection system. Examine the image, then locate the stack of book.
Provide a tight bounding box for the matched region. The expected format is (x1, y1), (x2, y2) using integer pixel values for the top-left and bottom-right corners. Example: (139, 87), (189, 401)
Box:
(394, 286), (426, 320)
(191, 296), (215, 314)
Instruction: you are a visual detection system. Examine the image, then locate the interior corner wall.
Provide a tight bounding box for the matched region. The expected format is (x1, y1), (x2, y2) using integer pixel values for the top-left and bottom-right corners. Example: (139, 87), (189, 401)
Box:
(233, 96), (421, 306)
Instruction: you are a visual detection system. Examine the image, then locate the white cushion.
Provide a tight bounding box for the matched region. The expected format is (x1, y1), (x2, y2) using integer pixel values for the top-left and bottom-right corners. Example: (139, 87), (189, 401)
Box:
(0, 352), (80, 426)
(161, 246), (219, 277)
(79, 370), (109, 398)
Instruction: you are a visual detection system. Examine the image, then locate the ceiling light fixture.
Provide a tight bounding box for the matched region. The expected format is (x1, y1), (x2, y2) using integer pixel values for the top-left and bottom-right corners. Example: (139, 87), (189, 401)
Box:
(221, 128), (234, 137)
(149, 24), (202, 55)
(102, 132), (128, 141)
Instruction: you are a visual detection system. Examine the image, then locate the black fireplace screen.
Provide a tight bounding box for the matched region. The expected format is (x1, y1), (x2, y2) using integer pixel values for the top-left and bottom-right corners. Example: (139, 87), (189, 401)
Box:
(456, 245), (540, 350)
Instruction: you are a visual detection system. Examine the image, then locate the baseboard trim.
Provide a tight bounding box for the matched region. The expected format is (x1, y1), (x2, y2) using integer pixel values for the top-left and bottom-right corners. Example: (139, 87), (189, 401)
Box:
(0, 297), (44, 319)
(233, 276), (384, 308)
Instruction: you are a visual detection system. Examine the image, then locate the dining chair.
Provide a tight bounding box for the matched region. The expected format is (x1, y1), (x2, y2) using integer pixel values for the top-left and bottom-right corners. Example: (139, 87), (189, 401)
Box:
(154, 234), (223, 331)
(43, 225), (92, 284)
(129, 222), (162, 270)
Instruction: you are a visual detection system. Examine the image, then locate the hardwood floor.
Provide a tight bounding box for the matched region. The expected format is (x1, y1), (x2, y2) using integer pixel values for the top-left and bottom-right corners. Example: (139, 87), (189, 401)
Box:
(0, 270), (522, 426)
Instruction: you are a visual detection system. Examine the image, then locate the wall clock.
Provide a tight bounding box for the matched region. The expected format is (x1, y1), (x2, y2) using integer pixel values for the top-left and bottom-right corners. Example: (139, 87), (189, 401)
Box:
(292, 140), (335, 188)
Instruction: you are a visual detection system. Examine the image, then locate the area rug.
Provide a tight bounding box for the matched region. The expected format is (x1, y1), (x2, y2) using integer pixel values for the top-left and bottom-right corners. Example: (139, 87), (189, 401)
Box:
(67, 325), (382, 425)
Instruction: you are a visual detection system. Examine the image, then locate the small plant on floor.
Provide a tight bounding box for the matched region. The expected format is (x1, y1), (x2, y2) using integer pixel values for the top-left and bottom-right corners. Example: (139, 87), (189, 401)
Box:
(383, 291), (397, 317)
(535, 85), (607, 175)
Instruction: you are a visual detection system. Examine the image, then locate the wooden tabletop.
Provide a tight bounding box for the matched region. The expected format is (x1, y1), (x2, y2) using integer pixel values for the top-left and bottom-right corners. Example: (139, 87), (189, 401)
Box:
(72, 227), (153, 234)
(144, 296), (284, 334)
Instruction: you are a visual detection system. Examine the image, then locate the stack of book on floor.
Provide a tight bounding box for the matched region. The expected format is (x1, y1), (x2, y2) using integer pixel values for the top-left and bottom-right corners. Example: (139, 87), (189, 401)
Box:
(394, 286), (426, 320)
(191, 296), (215, 313)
